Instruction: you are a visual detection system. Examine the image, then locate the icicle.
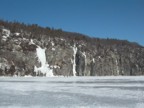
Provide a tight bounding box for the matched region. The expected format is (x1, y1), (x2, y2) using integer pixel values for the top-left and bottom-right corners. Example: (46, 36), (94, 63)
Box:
(29, 39), (35, 45)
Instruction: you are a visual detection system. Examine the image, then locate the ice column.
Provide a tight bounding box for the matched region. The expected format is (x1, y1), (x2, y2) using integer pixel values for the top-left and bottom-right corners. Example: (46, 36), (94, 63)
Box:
(72, 45), (77, 76)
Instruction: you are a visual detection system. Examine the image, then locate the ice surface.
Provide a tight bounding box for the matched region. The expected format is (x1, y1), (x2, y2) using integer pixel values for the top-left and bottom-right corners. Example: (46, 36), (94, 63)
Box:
(0, 76), (144, 108)
(92, 58), (95, 63)
(51, 41), (55, 46)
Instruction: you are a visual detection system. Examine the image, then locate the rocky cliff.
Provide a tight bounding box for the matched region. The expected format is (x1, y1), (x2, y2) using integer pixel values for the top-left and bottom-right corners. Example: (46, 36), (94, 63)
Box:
(0, 20), (144, 76)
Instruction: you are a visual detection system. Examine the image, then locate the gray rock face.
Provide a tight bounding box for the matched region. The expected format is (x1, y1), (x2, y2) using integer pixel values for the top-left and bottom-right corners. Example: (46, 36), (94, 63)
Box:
(0, 20), (144, 76)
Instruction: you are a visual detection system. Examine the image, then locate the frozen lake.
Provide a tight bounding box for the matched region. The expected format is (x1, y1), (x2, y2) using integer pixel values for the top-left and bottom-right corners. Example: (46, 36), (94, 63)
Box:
(0, 76), (144, 108)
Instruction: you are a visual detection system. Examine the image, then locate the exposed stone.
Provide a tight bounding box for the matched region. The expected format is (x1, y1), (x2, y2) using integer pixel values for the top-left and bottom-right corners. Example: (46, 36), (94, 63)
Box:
(0, 20), (144, 76)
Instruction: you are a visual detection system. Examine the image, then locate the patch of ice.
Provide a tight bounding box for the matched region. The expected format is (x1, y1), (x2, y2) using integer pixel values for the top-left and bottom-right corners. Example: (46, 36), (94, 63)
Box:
(31, 39), (34, 44)
(24, 75), (32, 77)
(29, 39), (35, 45)
(52, 48), (55, 51)
(14, 32), (20, 36)
(51, 41), (54, 46)
(98, 56), (101, 59)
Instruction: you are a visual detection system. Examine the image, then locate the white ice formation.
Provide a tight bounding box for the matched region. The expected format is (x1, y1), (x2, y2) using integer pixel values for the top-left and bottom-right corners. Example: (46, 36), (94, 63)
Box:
(34, 46), (54, 77)
(72, 45), (77, 76)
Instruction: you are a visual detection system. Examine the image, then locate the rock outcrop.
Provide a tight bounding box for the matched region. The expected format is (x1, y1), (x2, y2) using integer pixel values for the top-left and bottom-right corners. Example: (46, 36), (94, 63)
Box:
(0, 20), (144, 76)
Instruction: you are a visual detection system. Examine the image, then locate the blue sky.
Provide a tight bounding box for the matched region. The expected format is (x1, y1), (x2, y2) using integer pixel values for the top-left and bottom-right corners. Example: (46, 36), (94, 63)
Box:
(0, 0), (144, 46)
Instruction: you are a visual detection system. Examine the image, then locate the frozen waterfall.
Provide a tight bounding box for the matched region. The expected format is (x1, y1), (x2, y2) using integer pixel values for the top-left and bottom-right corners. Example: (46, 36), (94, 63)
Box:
(72, 45), (77, 76)
(34, 46), (53, 77)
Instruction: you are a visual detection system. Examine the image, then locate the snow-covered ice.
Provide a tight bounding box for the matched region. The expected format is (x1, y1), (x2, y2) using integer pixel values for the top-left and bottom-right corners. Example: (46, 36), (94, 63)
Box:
(0, 76), (144, 108)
